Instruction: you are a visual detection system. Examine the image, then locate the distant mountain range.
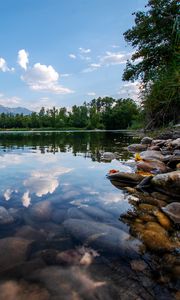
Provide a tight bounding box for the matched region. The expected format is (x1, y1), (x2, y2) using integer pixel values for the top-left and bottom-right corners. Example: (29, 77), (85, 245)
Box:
(0, 105), (33, 115)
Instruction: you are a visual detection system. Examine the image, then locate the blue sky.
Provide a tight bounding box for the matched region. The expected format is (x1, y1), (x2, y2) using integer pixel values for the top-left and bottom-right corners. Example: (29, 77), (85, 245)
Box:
(0, 0), (147, 111)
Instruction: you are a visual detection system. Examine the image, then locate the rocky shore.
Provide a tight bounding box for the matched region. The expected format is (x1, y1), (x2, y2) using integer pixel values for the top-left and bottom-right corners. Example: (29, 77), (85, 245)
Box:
(107, 130), (180, 294)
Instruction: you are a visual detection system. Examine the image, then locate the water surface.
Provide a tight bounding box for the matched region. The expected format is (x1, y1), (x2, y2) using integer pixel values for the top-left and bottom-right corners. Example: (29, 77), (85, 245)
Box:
(0, 131), (174, 300)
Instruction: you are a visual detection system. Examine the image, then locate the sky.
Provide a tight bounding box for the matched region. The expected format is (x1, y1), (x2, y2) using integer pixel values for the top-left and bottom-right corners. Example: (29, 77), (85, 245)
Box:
(0, 0), (147, 111)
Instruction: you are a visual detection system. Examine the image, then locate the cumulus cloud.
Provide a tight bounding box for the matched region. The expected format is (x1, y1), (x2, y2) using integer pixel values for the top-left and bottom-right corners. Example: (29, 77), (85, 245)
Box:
(0, 58), (14, 72)
(0, 93), (21, 107)
(69, 54), (76, 59)
(17, 49), (29, 70)
(79, 47), (91, 54)
(117, 81), (141, 101)
(23, 167), (73, 197)
(21, 63), (73, 94)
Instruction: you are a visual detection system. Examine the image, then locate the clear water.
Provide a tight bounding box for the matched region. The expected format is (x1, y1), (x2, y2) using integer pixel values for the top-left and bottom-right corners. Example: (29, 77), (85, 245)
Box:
(0, 131), (175, 300)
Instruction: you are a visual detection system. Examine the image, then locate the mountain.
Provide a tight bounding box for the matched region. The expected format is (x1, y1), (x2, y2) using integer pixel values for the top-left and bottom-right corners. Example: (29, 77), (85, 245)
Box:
(0, 105), (33, 115)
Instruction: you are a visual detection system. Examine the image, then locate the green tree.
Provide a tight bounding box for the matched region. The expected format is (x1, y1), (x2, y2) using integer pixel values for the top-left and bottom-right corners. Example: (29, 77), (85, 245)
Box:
(123, 0), (180, 127)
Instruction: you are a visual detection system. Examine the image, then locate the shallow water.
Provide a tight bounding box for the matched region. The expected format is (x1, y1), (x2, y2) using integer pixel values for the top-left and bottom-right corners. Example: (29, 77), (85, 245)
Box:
(0, 131), (178, 300)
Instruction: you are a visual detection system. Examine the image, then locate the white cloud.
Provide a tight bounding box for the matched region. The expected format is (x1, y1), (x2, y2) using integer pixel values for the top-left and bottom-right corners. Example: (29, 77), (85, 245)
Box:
(69, 54), (76, 59)
(117, 81), (141, 101)
(4, 189), (14, 201)
(0, 93), (21, 107)
(22, 191), (31, 207)
(23, 167), (73, 197)
(87, 92), (96, 96)
(61, 73), (71, 77)
(17, 49), (29, 70)
(100, 51), (132, 66)
(82, 51), (131, 73)
(0, 57), (14, 72)
(21, 63), (74, 94)
(82, 63), (101, 73)
(111, 45), (120, 49)
(79, 47), (91, 54)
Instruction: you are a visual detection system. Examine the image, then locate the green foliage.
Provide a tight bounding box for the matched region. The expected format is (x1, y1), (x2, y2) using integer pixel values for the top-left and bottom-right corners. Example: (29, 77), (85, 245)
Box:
(0, 97), (141, 130)
(123, 0), (180, 128)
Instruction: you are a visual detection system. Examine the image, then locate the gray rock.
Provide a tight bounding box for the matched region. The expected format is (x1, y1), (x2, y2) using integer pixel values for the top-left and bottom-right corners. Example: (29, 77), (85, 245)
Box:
(101, 152), (116, 161)
(0, 237), (32, 272)
(151, 171), (180, 198)
(128, 144), (148, 152)
(141, 137), (153, 145)
(171, 138), (180, 148)
(140, 150), (164, 161)
(0, 206), (14, 225)
(162, 202), (180, 223)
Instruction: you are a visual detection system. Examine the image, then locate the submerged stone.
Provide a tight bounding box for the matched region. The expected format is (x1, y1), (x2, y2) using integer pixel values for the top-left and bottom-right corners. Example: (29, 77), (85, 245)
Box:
(0, 237), (32, 272)
(29, 201), (53, 222)
(0, 206), (14, 225)
(63, 219), (141, 256)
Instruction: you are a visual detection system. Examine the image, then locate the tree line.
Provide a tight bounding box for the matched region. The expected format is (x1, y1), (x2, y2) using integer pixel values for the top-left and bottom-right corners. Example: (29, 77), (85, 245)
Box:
(0, 97), (140, 130)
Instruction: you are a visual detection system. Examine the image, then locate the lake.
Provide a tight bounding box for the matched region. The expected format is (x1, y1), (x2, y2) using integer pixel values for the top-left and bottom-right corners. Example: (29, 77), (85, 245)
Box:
(0, 131), (176, 300)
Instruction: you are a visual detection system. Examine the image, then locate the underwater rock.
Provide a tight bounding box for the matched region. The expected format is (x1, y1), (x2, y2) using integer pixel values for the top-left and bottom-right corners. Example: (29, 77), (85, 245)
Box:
(0, 280), (50, 300)
(162, 202), (180, 224)
(0, 237), (32, 273)
(153, 210), (172, 230)
(0, 206), (14, 225)
(63, 219), (141, 256)
(141, 137), (153, 145)
(130, 259), (147, 271)
(128, 144), (148, 152)
(151, 171), (180, 198)
(15, 225), (46, 241)
(29, 201), (53, 222)
(140, 150), (164, 161)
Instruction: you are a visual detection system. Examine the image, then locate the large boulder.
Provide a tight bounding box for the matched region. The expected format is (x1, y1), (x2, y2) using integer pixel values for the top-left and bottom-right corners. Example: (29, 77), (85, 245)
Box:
(137, 159), (168, 174)
(63, 219), (141, 256)
(107, 172), (143, 185)
(151, 171), (180, 198)
(140, 150), (164, 161)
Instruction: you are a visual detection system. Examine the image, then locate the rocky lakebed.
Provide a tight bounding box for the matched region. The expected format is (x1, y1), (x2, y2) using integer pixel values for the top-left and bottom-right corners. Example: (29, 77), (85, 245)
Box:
(0, 130), (179, 300)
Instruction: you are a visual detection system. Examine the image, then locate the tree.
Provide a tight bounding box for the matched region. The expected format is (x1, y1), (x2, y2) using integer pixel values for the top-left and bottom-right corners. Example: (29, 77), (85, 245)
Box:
(123, 0), (180, 127)
(123, 0), (179, 83)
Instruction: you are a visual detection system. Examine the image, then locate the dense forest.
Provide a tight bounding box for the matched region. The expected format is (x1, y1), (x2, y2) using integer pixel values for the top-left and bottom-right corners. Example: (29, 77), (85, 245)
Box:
(0, 97), (140, 130)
